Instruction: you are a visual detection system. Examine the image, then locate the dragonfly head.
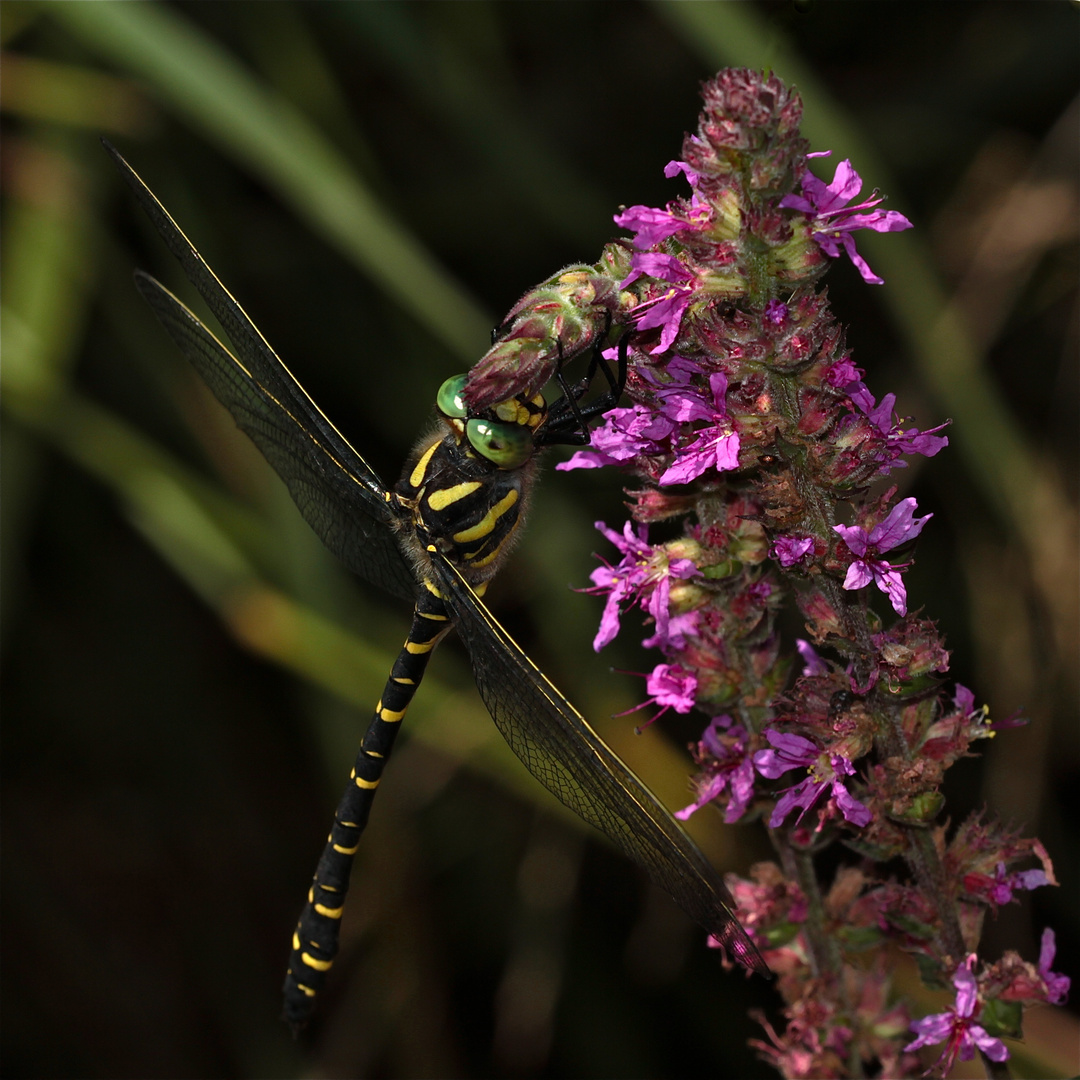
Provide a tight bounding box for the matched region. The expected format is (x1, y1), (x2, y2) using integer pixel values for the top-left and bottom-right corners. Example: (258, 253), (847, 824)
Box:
(436, 374), (547, 470)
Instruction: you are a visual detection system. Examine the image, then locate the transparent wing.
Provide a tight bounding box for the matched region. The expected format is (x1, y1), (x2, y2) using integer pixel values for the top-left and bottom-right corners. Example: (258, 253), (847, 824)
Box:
(134, 271), (417, 601)
(107, 139), (417, 600)
(434, 557), (770, 976)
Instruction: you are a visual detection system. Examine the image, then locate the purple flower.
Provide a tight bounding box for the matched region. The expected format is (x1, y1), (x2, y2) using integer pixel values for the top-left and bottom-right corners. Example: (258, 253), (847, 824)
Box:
(753, 729), (871, 829)
(620, 253), (697, 354)
(656, 371), (741, 484)
(626, 662), (698, 728)
(763, 299), (789, 326)
(675, 716), (757, 824)
(642, 609), (698, 653)
(825, 357), (862, 388)
(780, 154), (912, 284)
(904, 956), (1009, 1072)
(796, 638), (827, 677)
(556, 402), (674, 472)
(1038, 928), (1071, 1005)
(953, 683), (976, 715)
(663, 154), (702, 188)
(846, 381), (950, 466)
(614, 204), (694, 249)
(986, 862), (1049, 905)
(772, 535), (814, 568)
(584, 521), (699, 651)
(613, 154), (711, 249)
(834, 497), (932, 616)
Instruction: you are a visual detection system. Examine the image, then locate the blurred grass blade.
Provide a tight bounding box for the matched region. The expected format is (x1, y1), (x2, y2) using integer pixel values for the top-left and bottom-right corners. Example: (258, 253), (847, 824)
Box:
(51, 0), (491, 360)
(0, 51), (155, 134)
(0, 130), (99, 632)
(338, 3), (613, 243)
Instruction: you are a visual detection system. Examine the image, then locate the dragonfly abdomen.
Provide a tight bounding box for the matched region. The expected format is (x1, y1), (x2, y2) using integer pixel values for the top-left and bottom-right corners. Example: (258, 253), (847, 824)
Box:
(282, 579), (452, 1028)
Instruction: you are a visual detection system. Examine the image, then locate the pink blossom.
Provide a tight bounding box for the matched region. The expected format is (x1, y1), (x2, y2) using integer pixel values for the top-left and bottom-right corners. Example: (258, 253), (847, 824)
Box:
(834, 497), (932, 616)
(626, 663), (699, 728)
(796, 639), (828, 677)
(675, 716), (758, 824)
(780, 154), (912, 284)
(772, 535), (814, 568)
(612, 154), (711, 249)
(556, 402), (674, 472)
(656, 371), (741, 484)
(754, 729), (871, 829)
(763, 298), (789, 326)
(846, 381), (950, 466)
(1038, 928), (1071, 1005)
(584, 521), (699, 651)
(620, 253), (697, 354)
(904, 956), (1009, 1072)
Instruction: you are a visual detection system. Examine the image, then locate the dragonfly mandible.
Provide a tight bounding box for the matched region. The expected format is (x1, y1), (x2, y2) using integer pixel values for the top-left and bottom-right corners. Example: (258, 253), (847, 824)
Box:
(104, 140), (768, 1028)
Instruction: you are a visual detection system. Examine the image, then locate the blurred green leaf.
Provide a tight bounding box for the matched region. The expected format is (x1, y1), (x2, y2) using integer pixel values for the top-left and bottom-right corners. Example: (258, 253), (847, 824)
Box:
(50, 0), (491, 359)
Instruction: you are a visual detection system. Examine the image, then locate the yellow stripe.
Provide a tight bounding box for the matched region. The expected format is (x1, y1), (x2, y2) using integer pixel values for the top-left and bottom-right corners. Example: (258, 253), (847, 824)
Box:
(426, 480), (482, 510)
(406, 638), (437, 655)
(467, 545), (504, 570)
(314, 902), (344, 919)
(301, 951), (334, 972)
(333, 840), (360, 854)
(453, 489), (518, 543)
(296, 983), (316, 998)
(408, 441), (440, 489)
(379, 705), (406, 722)
(293, 931), (302, 949)
(354, 774), (380, 789)
(422, 577), (444, 599)
(419, 609), (450, 621)
(393, 676), (416, 685)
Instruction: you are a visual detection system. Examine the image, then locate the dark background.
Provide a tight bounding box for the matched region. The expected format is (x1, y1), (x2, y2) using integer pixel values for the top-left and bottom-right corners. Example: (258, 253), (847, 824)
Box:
(2, 2), (1076, 1077)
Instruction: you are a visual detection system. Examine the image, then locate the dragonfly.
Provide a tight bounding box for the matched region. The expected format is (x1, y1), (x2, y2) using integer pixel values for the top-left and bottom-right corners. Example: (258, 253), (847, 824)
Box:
(105, 140), (769, 1028)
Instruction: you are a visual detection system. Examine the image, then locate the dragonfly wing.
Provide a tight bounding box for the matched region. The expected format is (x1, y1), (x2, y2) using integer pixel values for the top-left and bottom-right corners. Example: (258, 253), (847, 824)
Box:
(435, 556), (769, 977)
(136, 272), (418, 601)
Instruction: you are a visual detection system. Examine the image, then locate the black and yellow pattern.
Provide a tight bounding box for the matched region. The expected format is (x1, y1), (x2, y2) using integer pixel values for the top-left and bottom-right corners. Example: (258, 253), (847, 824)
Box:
(107, 140), (768, 1032)
(284, 576), (451, 1010)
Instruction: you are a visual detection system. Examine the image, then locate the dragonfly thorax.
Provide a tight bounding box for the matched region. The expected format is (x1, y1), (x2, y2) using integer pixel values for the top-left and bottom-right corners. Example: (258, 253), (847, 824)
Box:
(392, 376), (546, 584)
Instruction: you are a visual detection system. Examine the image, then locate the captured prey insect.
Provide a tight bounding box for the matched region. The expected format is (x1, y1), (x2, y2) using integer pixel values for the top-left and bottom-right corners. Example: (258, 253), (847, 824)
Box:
(105, 141), (769, 1028)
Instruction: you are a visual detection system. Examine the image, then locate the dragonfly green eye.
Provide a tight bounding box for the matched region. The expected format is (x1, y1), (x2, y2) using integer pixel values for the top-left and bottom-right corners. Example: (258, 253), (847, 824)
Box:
(436, 374), (469, 419)
(466, 417), (532, 468)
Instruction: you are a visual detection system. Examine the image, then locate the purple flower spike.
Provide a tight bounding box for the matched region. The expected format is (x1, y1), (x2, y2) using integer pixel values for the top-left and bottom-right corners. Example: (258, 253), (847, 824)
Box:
(904, 956), (1009, 1073)
(780, 154), (912, 284)
(834, 497), (932, 616)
